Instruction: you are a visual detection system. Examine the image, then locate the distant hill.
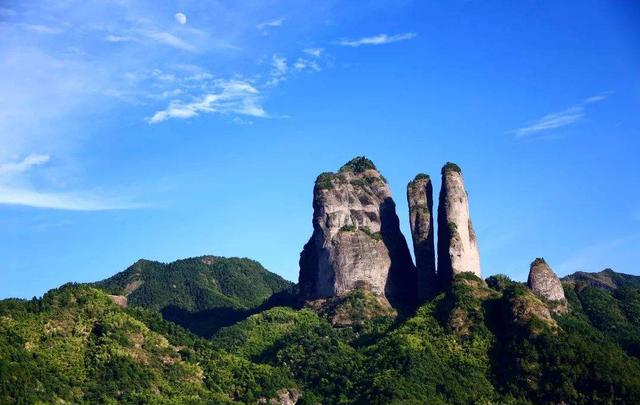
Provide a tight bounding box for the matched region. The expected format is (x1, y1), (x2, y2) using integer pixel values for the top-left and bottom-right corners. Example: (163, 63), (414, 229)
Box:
(94, 255), (292, 310)
(563, 268), (640, 291)
(93, 256), (294, 337)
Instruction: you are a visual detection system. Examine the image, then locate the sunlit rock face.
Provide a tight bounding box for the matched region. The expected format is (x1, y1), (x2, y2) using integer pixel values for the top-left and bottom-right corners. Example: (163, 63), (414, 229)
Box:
(437, 163), (481, 286)
(407, 173), (436, 301)
(298, 157), (415, 305)
(527, 258), (568, 314)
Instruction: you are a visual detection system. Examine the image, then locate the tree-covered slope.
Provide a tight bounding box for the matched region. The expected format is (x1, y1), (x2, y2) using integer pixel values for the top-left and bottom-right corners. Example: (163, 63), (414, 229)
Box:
(95, 256), (292, 311)
(0, 284), (298, 405)
(93, 256), (294, 337)
(3, 269), (640, 405)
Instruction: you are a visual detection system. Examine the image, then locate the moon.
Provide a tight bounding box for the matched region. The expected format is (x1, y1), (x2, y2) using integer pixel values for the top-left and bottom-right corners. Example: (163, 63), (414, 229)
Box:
(175, 12), (187, 25)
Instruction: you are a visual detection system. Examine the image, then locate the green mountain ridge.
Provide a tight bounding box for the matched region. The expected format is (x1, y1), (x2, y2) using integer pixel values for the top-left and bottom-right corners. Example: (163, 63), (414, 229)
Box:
(2, 259), (640, 405)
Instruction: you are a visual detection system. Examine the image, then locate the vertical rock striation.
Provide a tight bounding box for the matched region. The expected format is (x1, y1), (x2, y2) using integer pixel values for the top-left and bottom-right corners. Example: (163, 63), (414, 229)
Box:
(407, 174), (436, 300)
(527, 258), (568, 314)
(437, 162), (481, 285)
(298, 157), (415, 305)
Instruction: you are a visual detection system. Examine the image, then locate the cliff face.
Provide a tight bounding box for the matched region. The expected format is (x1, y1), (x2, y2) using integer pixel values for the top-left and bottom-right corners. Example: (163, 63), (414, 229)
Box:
(527, 258), (568, 314)
(298, 157), (415, 305)
(437, 163), (481, 285)
(407, 174), (436, 300)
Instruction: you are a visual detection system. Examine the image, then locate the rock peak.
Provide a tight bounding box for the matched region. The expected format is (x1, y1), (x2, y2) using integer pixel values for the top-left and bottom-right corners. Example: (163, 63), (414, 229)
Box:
(339, 156), (378, 174)
(436, 163), (481, 285)
(407, 173), (436, 300)
(299, 157), (415, 306)
(527, 258), (568, 314)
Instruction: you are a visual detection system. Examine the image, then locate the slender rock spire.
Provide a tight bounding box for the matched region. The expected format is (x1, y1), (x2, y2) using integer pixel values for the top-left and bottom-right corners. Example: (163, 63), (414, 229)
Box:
(437, 162), (481, 285)
(407, 174), (436, 300)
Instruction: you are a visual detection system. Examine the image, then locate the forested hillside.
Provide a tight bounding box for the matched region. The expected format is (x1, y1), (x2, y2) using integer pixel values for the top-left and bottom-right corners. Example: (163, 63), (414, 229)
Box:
(2, 267), (640, 405)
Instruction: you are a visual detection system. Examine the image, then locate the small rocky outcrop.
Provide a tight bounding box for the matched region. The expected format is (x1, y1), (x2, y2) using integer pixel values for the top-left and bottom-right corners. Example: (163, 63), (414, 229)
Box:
(305, 289), (397, 328)
(407, 173), (436, 300)
(258, 388), (301, 405)
(437, 163), (481, 285)
(527, 258), (568, 314)
(107, 294), (128, 308)
(298, 157), (415, 305)
(503, 286), (558, 333)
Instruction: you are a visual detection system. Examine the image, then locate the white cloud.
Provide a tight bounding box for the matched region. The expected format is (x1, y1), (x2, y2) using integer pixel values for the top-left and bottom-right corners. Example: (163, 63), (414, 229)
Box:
(294, 58), (320, 72)
(304, 47), (323, 57)
(22, 24), (64, 34)
(514, 93), (611, 137)
(0, 186), (141, 210)
(338, 32), (417, 47)
(105, 29), (196, 52)
(257, 17), (284, 32)
(0, 154), (137, 210)
(0, 154), (50, 176)
(266, 54), (288, 87)
(272, 55), (287, 74)
(148, 80), (267, 123)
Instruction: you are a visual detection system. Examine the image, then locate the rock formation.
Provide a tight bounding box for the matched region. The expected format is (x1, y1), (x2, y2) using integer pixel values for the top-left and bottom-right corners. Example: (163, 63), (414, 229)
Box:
(407, 173), (436, 300)
(298, 157), (416, 305)
(437, 163), (481, 285)
(527, 258), (568, 313)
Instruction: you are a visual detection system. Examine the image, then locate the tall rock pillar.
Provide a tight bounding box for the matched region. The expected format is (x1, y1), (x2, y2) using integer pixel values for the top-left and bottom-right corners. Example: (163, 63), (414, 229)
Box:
(407, 174), (436, 300)
(437, 162), (481, 285)
(298, 157), (416, 306)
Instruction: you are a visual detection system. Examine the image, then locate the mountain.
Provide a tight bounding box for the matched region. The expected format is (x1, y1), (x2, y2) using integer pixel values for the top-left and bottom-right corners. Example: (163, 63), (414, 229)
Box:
(3, 157), (640, 405)
(93, 256), (294, 337)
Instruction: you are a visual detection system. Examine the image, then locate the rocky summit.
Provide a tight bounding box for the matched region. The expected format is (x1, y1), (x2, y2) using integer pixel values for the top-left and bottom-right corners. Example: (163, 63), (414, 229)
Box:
(527, 258), (568, 313)
(298, 157), (415, 305)
(407, 173), (436, 300)
(437, 162), (481, 285)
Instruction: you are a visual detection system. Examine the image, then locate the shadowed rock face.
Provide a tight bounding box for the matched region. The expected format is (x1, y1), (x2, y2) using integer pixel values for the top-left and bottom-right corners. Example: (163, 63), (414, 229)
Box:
(527, 258), (568, 314)
(407, 174), (436, 300)
(437, 163), (481, 285)
(298, 157), (415, 305)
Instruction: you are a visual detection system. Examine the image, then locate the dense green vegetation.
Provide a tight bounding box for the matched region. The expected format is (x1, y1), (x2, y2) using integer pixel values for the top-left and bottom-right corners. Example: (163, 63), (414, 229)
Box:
(442, 161), (462, 174)
(339, 156), (377, 173)
(2, 265), (640, 405)
(93, 256), (292, 337)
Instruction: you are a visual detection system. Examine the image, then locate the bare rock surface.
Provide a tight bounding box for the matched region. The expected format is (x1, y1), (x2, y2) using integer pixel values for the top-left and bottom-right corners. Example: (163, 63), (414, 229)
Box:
(527, 258), (568, 313)
(437, 163), (481, 284)
(407, 173), (436, 300)
(107, 294), (128, 308)
(298, 157), (415, 305)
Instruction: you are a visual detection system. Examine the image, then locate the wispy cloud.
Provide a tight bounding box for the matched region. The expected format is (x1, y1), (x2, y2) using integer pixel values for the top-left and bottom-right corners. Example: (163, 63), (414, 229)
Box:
(148, 80), (267, 124)
(515, 92), (612, 137)
(338, 32), (417, 47)
(257, 17), (284, 35)
(105, 29), (197, 52)
(22, 24), (64, 35)
(556, 234), (639, 275)
(0, 154), (139, 210)
(0, 154), (50, 175)
(304, 48), (323, 57)
(0, 186), (141, 210)
(266, 54), (288, 87)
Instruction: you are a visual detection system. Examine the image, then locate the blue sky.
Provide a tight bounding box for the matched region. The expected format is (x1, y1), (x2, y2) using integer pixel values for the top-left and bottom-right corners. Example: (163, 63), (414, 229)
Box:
(1, 1), (639, 299)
